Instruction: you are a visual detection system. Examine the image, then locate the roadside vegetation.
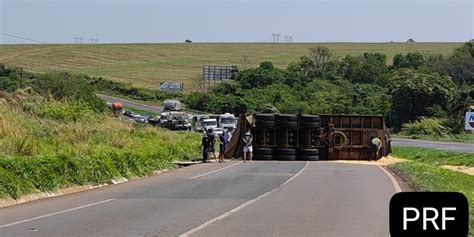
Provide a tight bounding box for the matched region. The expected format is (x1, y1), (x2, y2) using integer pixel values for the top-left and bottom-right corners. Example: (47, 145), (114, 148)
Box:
(186, 42), (473, 136)
(0, 75), (200, 200)
(391, 146), (474, 167)
(389, 146), (474, 233)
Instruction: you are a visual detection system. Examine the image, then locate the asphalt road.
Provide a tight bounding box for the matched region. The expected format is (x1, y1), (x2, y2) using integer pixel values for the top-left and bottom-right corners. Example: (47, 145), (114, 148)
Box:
(0, 161), (398, 237)
(391, 138), (474, 153)
(96, 93), (163, 114)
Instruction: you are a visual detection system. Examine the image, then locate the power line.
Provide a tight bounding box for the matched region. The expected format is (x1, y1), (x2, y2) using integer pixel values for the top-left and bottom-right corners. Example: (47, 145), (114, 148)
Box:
(0, 32), (47, 44)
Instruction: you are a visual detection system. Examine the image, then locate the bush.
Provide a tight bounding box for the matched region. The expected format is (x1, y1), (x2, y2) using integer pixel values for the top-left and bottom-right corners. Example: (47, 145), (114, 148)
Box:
(34, 72), (107, 112)
(39, 99), (93, 121)
(400, 118), (449, 137)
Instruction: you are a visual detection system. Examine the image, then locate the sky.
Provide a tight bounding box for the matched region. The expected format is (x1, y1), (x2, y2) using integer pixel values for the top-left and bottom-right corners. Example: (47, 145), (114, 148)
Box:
(0, 0), (472, 44)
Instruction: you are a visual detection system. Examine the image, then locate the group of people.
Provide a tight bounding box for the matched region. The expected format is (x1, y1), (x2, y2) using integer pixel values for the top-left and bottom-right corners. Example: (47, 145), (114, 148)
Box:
(200, 128), (254, 163)
(200, 128), (232, 163)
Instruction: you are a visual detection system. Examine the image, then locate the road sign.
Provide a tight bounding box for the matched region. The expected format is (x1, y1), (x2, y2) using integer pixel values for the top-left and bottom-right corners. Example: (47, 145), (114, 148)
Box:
(160, 82), (183, 92)
(203, 65), (238, 81)
(465, 112), (474, 130)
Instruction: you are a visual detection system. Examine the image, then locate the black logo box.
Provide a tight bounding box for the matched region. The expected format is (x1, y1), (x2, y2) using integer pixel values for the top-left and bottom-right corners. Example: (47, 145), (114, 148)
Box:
(389, 192), (469, 237)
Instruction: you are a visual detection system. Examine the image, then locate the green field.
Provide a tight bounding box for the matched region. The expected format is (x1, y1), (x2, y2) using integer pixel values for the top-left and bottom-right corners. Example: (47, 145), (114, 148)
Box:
(0, 43), (462, 91)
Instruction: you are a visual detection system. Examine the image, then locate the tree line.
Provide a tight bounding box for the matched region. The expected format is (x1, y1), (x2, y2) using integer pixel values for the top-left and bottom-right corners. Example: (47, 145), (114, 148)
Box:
(185, 42), (474, 133)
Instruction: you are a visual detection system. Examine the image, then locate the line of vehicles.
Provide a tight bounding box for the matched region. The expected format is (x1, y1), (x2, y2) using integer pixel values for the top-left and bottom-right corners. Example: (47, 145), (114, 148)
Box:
(109, 100), (237, 134)
(152, 112), (237, 134)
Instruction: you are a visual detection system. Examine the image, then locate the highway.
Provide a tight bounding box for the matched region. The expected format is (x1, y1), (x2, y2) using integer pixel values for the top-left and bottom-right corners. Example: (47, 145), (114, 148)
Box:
(391, 138), (474, 153)
(0, 161), (399, 237)
(96, 93), (164, 114)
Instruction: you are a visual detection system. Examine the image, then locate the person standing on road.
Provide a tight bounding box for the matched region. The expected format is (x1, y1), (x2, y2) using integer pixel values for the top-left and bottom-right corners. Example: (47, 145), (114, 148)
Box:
(200, 131), (211, 163)
(207, 128), (218, 163)
(242, 128), (253, 163)
(218, 129), (228, 163)
(227, 129), (232, 143)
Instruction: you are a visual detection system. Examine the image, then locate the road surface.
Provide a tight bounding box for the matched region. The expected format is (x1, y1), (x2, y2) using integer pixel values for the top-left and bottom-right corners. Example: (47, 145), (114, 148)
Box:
(96, 93), (163, 114)
(391, 138), (474, 153)
(0, 161), (399, 237)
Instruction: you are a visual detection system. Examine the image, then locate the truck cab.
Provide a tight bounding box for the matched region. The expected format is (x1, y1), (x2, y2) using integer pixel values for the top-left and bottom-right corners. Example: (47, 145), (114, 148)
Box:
(203, 118), (218, 132)
(219, 113), (236, 131)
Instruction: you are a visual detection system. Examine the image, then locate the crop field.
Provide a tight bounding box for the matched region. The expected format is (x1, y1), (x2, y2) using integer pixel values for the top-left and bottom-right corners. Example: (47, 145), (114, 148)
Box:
(0, 42), (462, 91)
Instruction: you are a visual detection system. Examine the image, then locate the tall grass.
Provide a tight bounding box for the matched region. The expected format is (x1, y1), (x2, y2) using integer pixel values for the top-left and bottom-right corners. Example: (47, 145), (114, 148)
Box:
(0, 90), (200, 199)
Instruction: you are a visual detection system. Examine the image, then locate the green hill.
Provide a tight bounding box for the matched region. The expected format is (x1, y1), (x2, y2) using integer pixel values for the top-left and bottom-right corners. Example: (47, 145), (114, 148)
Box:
(0, 43), (462, 91)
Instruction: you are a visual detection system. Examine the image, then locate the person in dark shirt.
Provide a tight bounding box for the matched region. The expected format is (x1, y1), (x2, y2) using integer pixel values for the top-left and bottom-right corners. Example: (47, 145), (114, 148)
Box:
(207, 128), (218, 163)
(218, 129), (229, 163)
(200, 131), (211, 163)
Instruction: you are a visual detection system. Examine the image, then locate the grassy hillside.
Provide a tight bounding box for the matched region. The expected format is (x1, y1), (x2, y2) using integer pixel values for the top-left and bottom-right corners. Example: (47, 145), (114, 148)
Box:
(0, 89), (200, 199)
(0, 43), (462, 91)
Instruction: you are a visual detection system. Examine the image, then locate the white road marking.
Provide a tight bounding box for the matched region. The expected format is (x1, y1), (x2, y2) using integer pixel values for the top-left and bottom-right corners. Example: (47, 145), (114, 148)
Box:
(0, 199), (116, 229)
(377, 165), (402, 193)
(180, 161), (309, 237)
(188, 161), (243, 180)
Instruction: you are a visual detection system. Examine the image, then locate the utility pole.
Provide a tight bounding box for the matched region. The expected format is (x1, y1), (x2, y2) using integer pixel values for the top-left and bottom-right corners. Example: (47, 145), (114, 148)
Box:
(275, 34), (280, 43)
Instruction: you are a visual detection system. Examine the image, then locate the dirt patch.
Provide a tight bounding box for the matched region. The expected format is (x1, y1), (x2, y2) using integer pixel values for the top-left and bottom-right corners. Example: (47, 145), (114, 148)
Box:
(441, 165), (474, 176)
(331, 155), (406, 166)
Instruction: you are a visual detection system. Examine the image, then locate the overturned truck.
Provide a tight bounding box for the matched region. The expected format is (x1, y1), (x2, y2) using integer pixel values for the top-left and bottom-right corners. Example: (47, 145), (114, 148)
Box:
(225, 113), (391, 161)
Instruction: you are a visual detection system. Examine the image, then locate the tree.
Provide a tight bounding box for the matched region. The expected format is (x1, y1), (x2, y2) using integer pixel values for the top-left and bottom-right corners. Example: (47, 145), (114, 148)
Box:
(429, 42), (474, 86)
(392, 52), (426, 69)
(295, 47), (337, 78)
(342, 53), (388, 84)
(237, 61), (284, 89)
(184, 92), (212, 111)
(406, 38), (415, 43)
(185, 39), (192, 43)
(389, 69), (456, 131)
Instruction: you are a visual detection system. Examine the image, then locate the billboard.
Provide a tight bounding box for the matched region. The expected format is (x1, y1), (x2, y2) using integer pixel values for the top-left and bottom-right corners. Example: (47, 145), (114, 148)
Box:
(160, 82), (183, 92)
(465, 112), (474, 130)
(203, 65), (238, 81)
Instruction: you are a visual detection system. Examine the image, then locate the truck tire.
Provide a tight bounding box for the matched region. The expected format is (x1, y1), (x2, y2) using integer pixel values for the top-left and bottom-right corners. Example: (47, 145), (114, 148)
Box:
(253, 154), (273, 160)
(255, 114), (275, 121)
(276, 114), (297, 122)
(282, 121), (298, 127)
(299, 115), (321, 122)
(276, 155), (296, 161)
(297, 155), (319, 161)
(256, 120), (275, 128)
(299, 122), (321, 128)
(254, 148), (274, 155)
(277, 148), (296, 155)
(297, 149), (319, 156)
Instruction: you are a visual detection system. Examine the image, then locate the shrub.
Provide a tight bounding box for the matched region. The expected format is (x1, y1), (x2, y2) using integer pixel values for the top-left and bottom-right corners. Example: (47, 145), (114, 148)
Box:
(400, 117), (449, 137)
(39, 99), (93, 121)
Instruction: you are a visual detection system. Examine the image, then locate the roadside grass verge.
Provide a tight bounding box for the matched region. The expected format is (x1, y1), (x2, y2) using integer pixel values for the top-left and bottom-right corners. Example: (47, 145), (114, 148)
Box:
(0, 90), (200, 200)
(389, 146), (474, 233)
(389, 162), (474, 233)
(391, 146), (474, 167)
